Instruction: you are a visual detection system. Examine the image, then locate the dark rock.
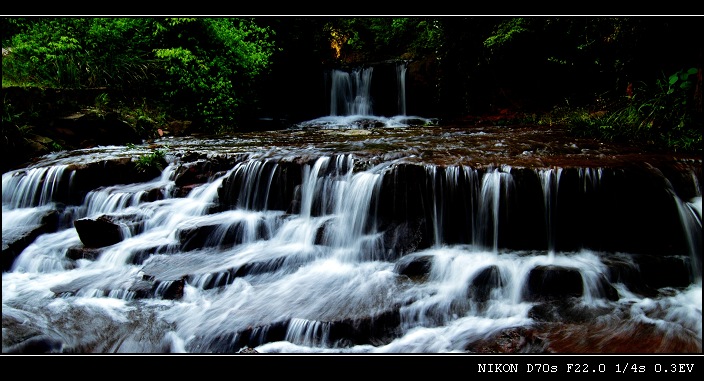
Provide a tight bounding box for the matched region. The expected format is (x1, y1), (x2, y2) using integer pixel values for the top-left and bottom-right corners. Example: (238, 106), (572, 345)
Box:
(177, 219), (270, 252)
(217, 160), (302, 212)
(633, 254), (694, 289)
(327, 309), (402, 347)
(203, 321), (289, 353)
(604, 255), (658, 297)
(394, 254), (433, 279)
(3, 335), (64, 354)
(528, 299), (615, 324)
(66, 245), (103, 261)
(593, 273), (620, 301)
(464, 326), (548, 353)
(523, 265), (584, 302)
(74, 215), (125, 248)
(382, 219), (426, 259)
(2, 210), (59, 272)
(468, 265), (504, 302)
(174, 159), (218, 187)
(153, 278), (186, 300)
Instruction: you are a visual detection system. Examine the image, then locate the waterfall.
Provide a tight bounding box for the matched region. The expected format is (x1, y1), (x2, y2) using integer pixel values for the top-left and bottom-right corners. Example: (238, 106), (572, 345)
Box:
(670, 173), (702, 284)
(1, 165), (74, 209)
(2, 135), (701, 354)
(330, 67), (374, 116)
(538, 167), (562, 257)
(299, 156), (332, 217)
(426, 164), (443, 247)
(295, 61), (434, 129)
(397, 61), (407, 116)
(475, 167), (514, 253)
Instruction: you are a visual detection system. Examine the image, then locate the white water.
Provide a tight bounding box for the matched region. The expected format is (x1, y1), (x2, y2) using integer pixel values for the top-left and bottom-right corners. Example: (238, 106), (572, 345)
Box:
(4, 58), (700, 353)
(295, 62), (435, 129)
(2, 149), (701, 354)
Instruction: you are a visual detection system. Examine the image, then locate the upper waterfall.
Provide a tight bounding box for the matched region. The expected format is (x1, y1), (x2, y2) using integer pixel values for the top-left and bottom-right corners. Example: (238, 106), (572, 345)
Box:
(295, 61), (435, 129)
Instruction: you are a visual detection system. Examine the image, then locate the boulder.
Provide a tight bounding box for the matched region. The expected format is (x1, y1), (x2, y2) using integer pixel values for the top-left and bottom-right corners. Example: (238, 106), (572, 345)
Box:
(73, 215), (125, 248)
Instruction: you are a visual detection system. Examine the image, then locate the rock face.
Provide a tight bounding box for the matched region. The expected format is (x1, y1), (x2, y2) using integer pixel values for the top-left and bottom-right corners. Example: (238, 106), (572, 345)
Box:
(2, 111), (143, 174)
(1, 125), (701, 354)
(1, 87), (145, 173)
(4, 148), (701, 277)
(2, 210), (59, 272)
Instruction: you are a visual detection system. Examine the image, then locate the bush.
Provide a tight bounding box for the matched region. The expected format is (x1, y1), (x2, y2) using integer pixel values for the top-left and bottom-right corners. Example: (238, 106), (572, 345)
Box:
(134, 148), (167, 174)
(564, 68), (701, 153)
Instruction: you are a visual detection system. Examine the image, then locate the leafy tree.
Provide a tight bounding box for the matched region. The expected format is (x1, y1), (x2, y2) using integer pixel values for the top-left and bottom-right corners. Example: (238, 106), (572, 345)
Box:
(2, 16), (700, 153)
(320, 17), (443, 64)
(2, 18), (157, 89)
(477, 16), (701, 152)
(150, 17), (276, 132)
(3, 18), (88, 88)
(3, 17), (276, 132)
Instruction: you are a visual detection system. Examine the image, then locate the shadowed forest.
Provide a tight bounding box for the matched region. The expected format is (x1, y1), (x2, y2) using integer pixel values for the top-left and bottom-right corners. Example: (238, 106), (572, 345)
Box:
(2, 17), (702, 157)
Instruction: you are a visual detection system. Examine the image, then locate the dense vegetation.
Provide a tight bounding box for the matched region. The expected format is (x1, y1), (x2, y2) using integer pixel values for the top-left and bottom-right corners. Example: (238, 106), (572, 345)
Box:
(2, 16), (702, 155)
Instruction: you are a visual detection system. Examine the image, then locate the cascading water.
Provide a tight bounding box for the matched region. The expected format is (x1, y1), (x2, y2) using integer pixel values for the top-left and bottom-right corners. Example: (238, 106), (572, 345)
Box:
(330, 68), (374, 117)
(295, 61), (434, 129)
(397, 61), (407, 116)
(2, 136), (701, 354)
(2, 67), (702, 354)
(538, 167), (563, 258)
(666, 171), (702, 285)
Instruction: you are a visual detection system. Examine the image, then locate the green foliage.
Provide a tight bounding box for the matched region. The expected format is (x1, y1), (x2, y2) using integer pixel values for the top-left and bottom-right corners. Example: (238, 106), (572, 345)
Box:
(2, 93), (40, 138)
(3, 95), (23, 123)
(117, 98), (168, 138)
(562, 68), (701, 153)
(3, 17), (275, 133)
(49, 141), (64, 152)
(3, 18), (83, 87)
(151, 17), (275, 132)
(483, 18), (531, 50)
(2, 16), (700, 156)
(134, 148), (167, 173)
(2, 18), (157, 89)
(322, 17), (443, 62)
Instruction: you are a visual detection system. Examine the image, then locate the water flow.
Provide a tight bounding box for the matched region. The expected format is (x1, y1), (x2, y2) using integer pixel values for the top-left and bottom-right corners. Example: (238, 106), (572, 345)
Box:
(397, 61), (407, 116)
(294, 62), (434, 129)
(330, 68), (374, 116)
(2, 165), (73, 209)
(475, 167), (513, 253)
(668, 171), (702, 285)
(538, 168), (562, 258)
(2, 147), (701, 354)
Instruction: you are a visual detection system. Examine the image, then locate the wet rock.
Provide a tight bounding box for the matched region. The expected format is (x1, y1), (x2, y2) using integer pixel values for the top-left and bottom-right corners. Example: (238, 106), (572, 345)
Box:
(66, 245), (103, 261)
(603, 254), (694, 294)
(3, 335), (64, 354)
(467, 265), (505, 302)
(382, 219), (428, 259)
(177, 220), (270, 252)
(218, 160), (302, 212)
(465, 327), (548, 353)
(204, 321), (289, 353)
(327, 309), (402, 347)
(523, 265), (584, 302)
(153, 278), (186, 300)
(2, 210), (59, 272)
(73, 215), (125, 248)
(394, 254), (433, 279)
(528, 299), (615, 324)
(603, 254), (658, 297)
(633, 254), (694, 289)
